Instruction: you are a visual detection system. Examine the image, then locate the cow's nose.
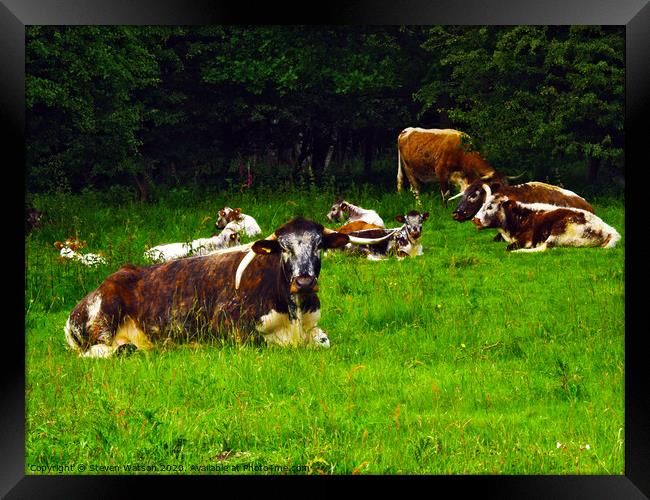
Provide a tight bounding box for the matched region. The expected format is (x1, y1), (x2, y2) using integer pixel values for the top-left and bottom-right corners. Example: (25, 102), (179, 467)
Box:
(452, 211), (463, 221)
(410, 231), (421, 240)
(471, 217), (483, 228)
(292, 275), (318, 293)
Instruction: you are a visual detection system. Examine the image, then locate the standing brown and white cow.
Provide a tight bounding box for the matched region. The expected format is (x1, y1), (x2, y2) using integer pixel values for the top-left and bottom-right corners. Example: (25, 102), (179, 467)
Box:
(396, 127), (497, 205)
(64, 218), (388, 356)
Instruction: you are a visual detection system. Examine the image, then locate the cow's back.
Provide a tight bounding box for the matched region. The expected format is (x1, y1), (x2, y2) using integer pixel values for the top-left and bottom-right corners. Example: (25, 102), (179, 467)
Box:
(504, 182), (594, 213)
(398, 128), (462, 181)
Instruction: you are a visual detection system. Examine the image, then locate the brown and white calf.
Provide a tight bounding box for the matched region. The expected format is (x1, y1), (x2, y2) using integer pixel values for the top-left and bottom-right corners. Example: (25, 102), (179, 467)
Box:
(345, 210), (429, 260)
(472, 185), (620, 253)
(326, 200), (385, 228)
(144, 226), (240, 263)
(64, 218), (389, 357)
(215, 207), (262, 237)
(54, 238), (107, 267)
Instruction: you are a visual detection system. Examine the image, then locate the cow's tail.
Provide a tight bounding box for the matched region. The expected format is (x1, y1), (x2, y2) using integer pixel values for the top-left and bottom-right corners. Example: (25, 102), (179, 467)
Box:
(397, 142), (404, 192)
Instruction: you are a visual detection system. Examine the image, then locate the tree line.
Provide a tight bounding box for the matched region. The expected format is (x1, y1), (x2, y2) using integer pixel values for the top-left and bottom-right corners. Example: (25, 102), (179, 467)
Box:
(26, 25), (624, 200)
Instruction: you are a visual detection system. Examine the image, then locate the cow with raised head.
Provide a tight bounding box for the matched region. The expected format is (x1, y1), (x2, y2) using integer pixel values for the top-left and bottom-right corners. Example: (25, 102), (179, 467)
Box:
(472, 185), (620, 253)
(215, 207), (262, 237)
(64, 218), (389, 357)
(397, 127), (498, 205)
(326, 200), (385, 228)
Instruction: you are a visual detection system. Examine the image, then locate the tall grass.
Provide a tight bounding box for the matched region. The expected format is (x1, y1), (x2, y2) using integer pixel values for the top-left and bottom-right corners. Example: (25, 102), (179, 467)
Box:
(25, 186), (624, 474)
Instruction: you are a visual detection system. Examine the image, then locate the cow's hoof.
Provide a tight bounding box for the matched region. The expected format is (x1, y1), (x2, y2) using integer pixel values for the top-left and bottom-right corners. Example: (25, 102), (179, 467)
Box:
(313, 331), (331, 348)
(116, 343), (138, 357)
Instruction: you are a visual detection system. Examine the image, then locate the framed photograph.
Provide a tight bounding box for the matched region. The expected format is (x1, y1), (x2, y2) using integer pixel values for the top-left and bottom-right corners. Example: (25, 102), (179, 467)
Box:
(9, 0), (648, 497)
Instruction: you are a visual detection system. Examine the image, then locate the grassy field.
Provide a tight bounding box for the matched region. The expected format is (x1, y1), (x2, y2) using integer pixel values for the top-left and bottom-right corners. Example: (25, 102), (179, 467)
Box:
(24, 186), (625, 475)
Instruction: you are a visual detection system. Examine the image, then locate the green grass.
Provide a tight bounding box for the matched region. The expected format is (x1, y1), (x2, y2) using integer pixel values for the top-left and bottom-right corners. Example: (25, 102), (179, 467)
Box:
(25, 187), (625, 475)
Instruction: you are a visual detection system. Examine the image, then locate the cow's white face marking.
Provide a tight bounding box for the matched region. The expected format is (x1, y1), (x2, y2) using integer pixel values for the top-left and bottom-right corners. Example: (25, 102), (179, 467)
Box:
(474, 194), (505, 227)
(257, 309), (326, 347)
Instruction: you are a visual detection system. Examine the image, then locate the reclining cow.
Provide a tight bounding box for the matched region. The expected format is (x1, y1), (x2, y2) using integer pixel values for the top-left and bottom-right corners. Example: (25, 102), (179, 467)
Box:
(144, 225), (240, 263)
(215, 207), (262, 237)
(326, 199), (385, 227)
(472, 185), (620, 253)
(451, 177), (594, 242)
(344, 210), (429, 260)
(54, 238), (107, 267)
(65, 218), (389, 357)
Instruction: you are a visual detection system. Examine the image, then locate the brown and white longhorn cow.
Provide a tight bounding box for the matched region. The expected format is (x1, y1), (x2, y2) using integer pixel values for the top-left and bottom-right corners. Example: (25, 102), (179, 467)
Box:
(472, 185), (620, 253)
(452, 178), (594, 222)
(397, 127), (497, 205)
(65, 218), (389, 356)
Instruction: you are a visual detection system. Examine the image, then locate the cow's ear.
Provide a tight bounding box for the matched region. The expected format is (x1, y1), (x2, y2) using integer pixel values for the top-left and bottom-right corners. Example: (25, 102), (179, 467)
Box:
(252, 239), (281, 255)
(395, 214), (406, 223)
(323, 232), (350, 249)
(422, 212), (430, 221)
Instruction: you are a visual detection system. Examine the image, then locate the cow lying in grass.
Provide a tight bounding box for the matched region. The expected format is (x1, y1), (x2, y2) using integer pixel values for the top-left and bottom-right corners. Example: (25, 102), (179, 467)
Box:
(344, 210), (429, 260)
(215, 207), (262, 237)
(326, 199), (385, 227)
(54, 238), (107, 267)
(145, 226), (240, 263)
(472, 185), (620, 252)
(65, 218), (388, 357)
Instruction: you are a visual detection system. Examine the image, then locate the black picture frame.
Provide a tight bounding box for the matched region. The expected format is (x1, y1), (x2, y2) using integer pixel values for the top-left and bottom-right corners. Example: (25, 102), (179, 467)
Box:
(8, 1), (648, 497)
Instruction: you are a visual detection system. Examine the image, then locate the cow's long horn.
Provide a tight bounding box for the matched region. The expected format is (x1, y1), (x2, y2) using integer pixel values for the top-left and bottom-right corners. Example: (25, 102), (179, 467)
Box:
(447, 190), (465, 202)
(482, 183), (492, 198)
(323, 226), (396, 245)
(481, 172), (495, 180)
(235, 233), (276, 290)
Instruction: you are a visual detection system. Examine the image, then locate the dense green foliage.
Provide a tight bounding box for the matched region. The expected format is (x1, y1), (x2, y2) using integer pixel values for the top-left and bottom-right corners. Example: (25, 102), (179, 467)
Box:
(26, 26), (624, 200)
(25, 189), (624, 474)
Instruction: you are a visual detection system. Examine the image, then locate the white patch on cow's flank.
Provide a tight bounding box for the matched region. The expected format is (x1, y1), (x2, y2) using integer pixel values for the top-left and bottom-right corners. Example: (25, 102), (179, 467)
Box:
(526, 182), (582, 198)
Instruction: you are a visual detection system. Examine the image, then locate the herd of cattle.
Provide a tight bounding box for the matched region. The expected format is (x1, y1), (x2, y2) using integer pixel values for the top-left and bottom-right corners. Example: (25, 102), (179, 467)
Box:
(27, 127), (621, 356)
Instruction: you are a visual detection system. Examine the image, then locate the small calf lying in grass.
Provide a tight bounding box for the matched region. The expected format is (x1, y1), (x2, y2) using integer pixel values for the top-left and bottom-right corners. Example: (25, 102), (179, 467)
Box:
(215, 207), (262, 237)
(344, 210), (429, 260)
(326, 199), (385, 227)
(54, 238), (107, 267)
(472, 185), (620, 253)
(145, 226), (240, 263)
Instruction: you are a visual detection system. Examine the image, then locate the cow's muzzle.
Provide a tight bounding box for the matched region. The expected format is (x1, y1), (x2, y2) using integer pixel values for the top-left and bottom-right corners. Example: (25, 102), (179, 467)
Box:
(452, 211), (466, 221)
(471, 217), (484, 229)
(290, 275), (318, 294)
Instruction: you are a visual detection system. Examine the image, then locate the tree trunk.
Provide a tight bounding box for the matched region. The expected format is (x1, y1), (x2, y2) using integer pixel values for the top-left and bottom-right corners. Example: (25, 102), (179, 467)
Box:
(133, 171), (152, 203)
(363, 128), (375, 180)
(587, 157), (600, 184)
